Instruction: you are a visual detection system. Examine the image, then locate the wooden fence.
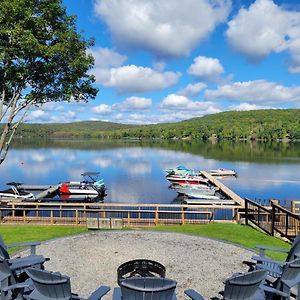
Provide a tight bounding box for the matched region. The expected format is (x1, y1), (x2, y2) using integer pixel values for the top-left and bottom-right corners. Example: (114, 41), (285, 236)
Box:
(245, 198), (300, 240)
(291, 201), (300, 214)
(0, 202), (242, 226)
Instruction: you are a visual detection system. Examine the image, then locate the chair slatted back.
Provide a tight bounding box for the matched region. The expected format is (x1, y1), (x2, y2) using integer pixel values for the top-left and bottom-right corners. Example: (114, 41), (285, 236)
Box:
(224, 270), (267, 300)
(275, 258), (300, 295)
(26, 267), (72, 299)
(0, 258), (16, 289)
(120, 277), (176, 300)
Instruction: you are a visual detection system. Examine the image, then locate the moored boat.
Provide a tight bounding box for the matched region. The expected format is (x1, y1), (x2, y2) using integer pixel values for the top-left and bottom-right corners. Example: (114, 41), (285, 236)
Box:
(175, 184), (216, 196)
(58, 172), (106, 196)
(166, 174), (208, 185)
(0, 182), (34, 200)
(165, 165), (192, 176)
(183, 192), (221, 200)
(209, 168), (237, 177)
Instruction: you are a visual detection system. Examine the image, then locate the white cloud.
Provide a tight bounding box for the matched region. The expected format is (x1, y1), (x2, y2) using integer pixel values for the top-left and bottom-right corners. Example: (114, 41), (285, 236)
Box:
(94, 65), (181, 93)
(29, 110), (48, 120)
(94, 0), (231, 57)
(178, 82), (207, 97)
(188, 56), (224, 82)
(110, 109), (222, 124)
(229, 103), (272, 111)
(226, 0), (300, 72)
(205, 80), (300, 105)
(88, 47), (127, 67)
(114, 97), (152, 111)
(160, 93), (221, 113)
(92, 104), (113, 115)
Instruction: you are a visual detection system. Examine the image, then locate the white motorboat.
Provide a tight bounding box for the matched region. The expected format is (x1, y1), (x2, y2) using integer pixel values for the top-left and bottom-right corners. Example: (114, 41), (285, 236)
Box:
(184, 192), (221, 200)
(166, 174), (208, 185)
(0, 182), (34, 200)
(209, 168), (237, 177)
(175, 184), (216, 196)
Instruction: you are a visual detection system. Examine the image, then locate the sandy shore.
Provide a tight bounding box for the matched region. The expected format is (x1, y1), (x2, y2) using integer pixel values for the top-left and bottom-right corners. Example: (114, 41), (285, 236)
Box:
(19, 231), (254, 299)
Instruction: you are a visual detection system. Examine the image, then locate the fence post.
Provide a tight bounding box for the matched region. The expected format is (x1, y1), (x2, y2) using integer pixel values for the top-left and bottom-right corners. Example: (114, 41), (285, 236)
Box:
(285, 214), (289, 238)
(245, 199), (248, 225)
(155, 206), (159, 226)
(50, 210), (54, 224)
(23, 209), (26, 223)
(127, 211), (130, 226)
(12, 204), (15, 217)
(181, 207), (185, 225)
(271, 203), (275, 236)
(75, 209), (79, 225)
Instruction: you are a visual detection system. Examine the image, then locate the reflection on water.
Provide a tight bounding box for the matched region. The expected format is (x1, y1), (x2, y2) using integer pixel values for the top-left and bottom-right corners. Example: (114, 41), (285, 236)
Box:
(0, 139), (299, 204)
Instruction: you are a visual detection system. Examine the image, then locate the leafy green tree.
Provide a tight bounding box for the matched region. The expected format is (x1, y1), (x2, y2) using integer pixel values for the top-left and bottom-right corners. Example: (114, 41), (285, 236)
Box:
(0, 0), (97, 164)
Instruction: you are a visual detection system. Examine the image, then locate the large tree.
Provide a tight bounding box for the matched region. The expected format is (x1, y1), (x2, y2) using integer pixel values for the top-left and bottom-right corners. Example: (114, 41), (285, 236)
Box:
(0, 0), (98, 164)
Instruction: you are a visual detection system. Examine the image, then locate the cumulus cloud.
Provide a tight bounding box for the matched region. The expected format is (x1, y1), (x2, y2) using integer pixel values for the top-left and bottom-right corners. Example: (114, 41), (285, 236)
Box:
(160, 93), (221, 113)
(94, 65), (181, 93)
(178, 82), (207, 97)
(94, 0), (231, 57)
(29, 110), (48, 120)
(188, 56), (224, 82)
(114, 97), (152, 111)
(226, 0), (300, 72)
(92, 104), (113, 115)
(92, 97), (152, 116)
(87, 47), (127, 68)
(205, 80), (300, 105)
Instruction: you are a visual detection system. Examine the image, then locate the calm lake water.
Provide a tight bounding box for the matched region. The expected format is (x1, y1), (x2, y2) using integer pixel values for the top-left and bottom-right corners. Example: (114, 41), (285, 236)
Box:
(1, 139), (300, 205)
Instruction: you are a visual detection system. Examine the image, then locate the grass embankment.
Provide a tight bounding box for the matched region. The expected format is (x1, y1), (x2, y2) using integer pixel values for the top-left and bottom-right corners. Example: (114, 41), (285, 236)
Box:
(152, 223), (291, 261)
(0, 223), (291, 260)
(0, 225), (87, 253)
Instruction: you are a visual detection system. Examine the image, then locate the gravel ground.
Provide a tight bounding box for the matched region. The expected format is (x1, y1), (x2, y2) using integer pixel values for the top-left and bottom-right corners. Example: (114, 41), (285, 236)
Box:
(18, 231), (254, 299)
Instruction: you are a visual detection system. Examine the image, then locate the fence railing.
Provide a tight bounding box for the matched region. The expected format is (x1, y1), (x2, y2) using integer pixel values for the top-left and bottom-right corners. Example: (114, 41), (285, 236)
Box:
(245, 198), (300, 240)
(0, 202), (242, 226)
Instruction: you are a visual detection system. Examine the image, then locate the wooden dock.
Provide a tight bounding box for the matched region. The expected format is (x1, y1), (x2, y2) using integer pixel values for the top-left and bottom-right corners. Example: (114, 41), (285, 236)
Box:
(201, 171), (245, 207)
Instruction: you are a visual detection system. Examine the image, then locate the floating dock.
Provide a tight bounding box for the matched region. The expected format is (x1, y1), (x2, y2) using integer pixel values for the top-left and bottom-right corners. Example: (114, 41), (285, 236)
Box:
(201, 171), (245, 207)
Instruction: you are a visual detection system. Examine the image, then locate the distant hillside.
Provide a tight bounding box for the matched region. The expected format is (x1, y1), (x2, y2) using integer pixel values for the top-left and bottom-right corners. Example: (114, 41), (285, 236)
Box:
(14, 121), (134, 138)
(8, 109), (300, 141)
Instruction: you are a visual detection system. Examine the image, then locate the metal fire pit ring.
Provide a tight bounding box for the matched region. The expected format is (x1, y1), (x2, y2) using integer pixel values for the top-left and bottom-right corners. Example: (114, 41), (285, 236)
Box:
(117, 259), (166, 286)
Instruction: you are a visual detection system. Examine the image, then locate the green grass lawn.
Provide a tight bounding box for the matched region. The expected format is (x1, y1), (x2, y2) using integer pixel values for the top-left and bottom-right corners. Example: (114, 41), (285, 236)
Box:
(0, 224), (88, 253)
(0, 223), (292, 260)
(151, 223), (291, 260)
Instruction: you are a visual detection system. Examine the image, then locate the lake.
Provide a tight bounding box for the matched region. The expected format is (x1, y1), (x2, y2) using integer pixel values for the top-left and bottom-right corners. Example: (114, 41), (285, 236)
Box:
(1, 139), (300, 205)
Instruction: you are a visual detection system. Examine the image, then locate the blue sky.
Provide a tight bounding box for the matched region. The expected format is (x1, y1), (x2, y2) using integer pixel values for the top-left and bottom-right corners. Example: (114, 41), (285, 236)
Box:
(27, 0), (300, 124)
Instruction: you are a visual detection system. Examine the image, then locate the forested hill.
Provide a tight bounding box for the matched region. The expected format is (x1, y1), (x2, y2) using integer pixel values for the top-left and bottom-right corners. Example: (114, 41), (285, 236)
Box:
(11, 109), (300, 141)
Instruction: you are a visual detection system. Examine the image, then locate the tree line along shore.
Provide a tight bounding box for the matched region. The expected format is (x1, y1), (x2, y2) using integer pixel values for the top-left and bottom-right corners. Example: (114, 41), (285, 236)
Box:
(7, 109), (300, 142)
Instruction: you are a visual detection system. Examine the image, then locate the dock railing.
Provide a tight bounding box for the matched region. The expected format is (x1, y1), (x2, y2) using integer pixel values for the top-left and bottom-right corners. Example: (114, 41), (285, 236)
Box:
(0, 202), (242, 226)
(245, 198), (300, 240)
